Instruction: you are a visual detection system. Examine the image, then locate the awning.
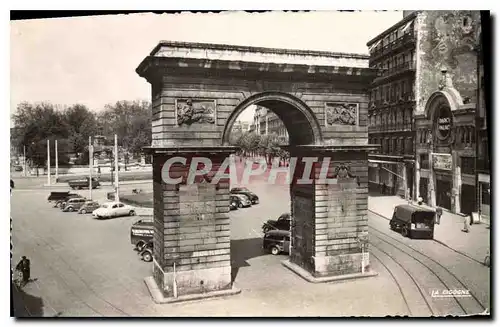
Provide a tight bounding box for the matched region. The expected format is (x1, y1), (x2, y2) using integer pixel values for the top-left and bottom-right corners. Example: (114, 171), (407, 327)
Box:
(369, 159), (399, 165)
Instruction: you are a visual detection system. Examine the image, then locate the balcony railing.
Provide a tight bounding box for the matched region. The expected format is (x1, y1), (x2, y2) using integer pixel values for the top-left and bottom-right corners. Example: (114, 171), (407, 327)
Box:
(371, 33), (415, 60)
(380, 61), (416, 78)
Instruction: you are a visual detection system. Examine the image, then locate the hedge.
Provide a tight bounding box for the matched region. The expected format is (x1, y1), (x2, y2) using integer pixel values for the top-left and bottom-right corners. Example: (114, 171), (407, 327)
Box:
(107, 191), (153, 208)
(57, 171), (152, 183)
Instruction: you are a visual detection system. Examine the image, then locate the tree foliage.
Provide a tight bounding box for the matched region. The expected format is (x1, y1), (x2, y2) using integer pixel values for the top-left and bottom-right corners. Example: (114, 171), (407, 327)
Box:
(228, 131), (289, 164)
(11, 100), (152, 167)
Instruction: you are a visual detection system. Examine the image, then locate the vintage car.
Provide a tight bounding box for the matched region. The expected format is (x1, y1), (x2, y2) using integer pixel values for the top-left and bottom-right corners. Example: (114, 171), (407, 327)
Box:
(78, 201), (101, 214)
(62, 197), (88, 212)
(54, 193), (83, 208)
(130, 219), (154, 251)
(263, 230), (290, 255)
(230, 187), (259, 204)
(389, 204), (435, 239)
(92, 202), (136, 219)
(139, 242), (153, 262)
(232, 194), (251, 208)
(68, 177), (100, 190)
(262, 213), (291, 233)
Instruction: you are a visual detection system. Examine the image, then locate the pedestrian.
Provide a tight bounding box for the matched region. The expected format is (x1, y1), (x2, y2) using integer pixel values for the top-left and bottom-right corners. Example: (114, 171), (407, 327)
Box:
(10, 179), (14, 194)
(435, 207), (443, 225)
(417, 196), (423, 205)
(382, 182), (387, 195)
(15, 256), (30, 287)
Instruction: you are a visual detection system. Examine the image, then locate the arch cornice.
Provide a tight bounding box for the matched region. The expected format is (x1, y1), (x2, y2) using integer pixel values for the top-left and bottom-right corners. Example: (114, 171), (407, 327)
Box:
(222, 92), (323, 146)
(424, 88), (464, 120)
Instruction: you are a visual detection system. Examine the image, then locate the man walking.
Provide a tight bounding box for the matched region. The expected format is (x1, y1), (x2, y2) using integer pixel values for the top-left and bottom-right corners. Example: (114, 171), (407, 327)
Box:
(435, 207), (443, 225)
(15, 256), (30, 287)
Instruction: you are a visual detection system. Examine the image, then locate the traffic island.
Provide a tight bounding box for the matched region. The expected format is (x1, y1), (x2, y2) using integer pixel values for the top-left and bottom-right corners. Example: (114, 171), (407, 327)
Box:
(281, 260), (378, 283)
(144, 276), (241, 304)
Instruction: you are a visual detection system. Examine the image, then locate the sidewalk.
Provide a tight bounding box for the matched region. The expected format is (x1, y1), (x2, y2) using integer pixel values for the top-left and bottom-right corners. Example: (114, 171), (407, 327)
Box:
(368, 195), (490, 264)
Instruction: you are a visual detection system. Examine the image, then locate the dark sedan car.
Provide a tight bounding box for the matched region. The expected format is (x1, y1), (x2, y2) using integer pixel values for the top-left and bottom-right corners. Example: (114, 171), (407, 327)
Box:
(230, 187), (259, 204)
(262, 213), (291, 233)
(55, 194), (83, 208)
(263, 230), (290, 255)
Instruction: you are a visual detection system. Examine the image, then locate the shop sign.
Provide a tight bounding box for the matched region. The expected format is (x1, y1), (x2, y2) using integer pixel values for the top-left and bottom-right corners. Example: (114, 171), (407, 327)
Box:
(436, 106), (452, 139)
(432, 153), (452, 171)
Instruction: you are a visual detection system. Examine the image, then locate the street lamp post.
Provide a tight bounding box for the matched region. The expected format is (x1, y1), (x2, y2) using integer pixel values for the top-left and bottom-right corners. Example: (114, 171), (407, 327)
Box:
(23, 145), (27, 177)
(47, 140), (51, 186)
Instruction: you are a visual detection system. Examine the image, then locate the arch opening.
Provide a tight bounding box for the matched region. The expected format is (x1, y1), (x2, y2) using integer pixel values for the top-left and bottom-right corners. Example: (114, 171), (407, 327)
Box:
(222, 92), (323, 146)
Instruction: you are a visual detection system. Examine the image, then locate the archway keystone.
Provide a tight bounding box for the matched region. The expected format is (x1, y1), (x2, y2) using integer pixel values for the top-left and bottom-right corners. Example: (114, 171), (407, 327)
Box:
(137, 41), (379, 302)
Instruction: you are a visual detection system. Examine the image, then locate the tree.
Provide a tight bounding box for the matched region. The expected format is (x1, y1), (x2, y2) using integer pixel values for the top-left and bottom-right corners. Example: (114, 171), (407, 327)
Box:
(64, 104), (98, 154)
(98, 100), (152, 158)
(12, 102), (70, 167)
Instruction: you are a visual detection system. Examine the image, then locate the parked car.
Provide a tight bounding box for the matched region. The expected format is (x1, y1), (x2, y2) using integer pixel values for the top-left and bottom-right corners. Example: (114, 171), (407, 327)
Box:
(139, 242), (153, 262)
(389, 204), (435, 239)
(232, 194), (252, 208)
(262, 213), (291, 233)
(68, 177), (100, 190)
(230, 187), (259, 204)
(78, 201), (101, 214)
(92, 201), (136, 219)
(62, 197), (88, 212)
(48, 191), (72, 203)
(54, 193), (83, 208)
(130, 219), (154, 251)
(263, 230), (290, 255)
(14, 166), (23, 172)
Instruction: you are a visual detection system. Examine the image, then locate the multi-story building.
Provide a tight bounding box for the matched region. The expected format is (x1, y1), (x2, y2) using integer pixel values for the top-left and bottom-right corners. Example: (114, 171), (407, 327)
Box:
(368, 10), (488, 217)
(232, 120), (251, 134)
(476, 17), (490, 222)
(252, 106), (289, 142)
(366, 13), (417, 199)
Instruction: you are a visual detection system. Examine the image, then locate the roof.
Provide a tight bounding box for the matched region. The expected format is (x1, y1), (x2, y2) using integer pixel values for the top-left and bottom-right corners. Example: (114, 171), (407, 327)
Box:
(396, 204), (435, 213)
(265, 229), (290, 236)
(366, 11), (419, 46)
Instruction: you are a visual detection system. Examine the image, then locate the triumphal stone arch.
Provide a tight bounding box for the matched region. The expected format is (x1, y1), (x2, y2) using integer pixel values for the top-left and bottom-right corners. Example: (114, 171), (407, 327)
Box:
(136, 41), (378, 302)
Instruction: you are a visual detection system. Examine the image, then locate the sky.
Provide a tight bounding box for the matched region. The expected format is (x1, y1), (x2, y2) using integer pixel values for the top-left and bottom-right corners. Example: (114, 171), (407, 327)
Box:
(10, 11), (403, 124)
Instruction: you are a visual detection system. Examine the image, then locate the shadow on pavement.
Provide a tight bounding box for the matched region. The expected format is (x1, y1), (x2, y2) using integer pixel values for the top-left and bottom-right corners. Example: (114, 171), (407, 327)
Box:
(230, 238), (265, 283)
(11, 280), (44, 317)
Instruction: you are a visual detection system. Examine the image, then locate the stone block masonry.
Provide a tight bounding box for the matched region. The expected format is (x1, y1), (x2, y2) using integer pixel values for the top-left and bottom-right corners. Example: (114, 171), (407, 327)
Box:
(151, 151), (234, 298)
(288, 147), (371, 278)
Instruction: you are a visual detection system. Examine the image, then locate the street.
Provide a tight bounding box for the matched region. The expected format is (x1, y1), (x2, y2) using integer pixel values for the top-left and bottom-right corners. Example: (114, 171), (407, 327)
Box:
(11, 177), (490, 317)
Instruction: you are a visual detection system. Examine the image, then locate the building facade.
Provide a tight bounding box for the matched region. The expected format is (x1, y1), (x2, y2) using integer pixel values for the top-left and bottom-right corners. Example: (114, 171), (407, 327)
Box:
(366, 13), (417, 198)
(368, 11), (488, 217)
(252, 105), (289, 141)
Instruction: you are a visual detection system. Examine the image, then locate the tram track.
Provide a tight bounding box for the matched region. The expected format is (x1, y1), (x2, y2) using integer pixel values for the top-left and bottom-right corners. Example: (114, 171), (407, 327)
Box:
(367, 221), (487, 315)
(369, 209), (484, 265)
(370, 244), (435, 316)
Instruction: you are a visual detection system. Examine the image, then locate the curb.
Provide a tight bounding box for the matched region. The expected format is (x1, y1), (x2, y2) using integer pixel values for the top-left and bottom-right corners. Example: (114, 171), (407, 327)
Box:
(281, 260), (378, 283)
(144, 276), (241, 304)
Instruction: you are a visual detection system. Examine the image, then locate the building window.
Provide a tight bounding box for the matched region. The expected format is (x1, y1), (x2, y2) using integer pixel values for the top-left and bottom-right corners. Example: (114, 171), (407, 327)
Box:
(420, 154), (429, 169)
(461, 157), (475, 175)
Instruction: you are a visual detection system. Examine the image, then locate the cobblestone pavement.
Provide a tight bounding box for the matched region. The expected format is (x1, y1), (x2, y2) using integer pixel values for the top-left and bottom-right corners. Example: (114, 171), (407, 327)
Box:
(11, 177), (490, 316)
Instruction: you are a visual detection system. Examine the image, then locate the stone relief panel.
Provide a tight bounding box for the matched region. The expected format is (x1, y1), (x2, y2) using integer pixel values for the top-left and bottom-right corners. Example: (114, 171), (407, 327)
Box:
(325, 103), (358, 126)
(175, 98), (216, 126)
